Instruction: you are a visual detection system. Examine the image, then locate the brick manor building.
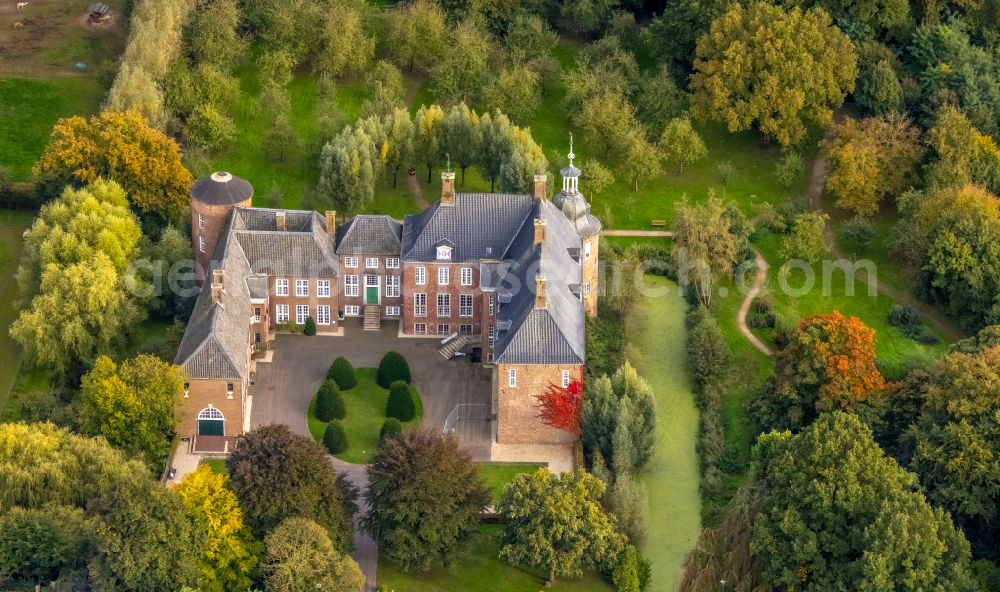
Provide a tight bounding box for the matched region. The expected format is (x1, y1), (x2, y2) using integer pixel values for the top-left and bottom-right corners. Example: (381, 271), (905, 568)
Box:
(175, 152), (602, 449)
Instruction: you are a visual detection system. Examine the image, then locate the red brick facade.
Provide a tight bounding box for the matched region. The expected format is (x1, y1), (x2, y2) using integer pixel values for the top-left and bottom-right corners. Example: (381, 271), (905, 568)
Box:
(495, 363), (583, 444)
(338, 255), (404, 319)
(179, 377), (248, 437)
(192, 197), (251, 284)
(268, 275), (340, 332)
(401, 261), (482, 336)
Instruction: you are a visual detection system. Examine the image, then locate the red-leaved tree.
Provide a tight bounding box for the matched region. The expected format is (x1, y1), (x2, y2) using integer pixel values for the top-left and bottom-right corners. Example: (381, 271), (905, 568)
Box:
(536, 379), (584, 435)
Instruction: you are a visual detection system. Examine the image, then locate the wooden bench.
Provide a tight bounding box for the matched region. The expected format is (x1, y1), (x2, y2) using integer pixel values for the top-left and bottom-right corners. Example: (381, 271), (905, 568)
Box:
(650, 219), (667, 228)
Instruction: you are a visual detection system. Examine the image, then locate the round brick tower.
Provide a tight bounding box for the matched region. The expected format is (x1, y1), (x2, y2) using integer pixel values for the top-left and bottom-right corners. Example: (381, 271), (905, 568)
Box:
(190, 171), (254, 284)
(553, 138), (602, 317)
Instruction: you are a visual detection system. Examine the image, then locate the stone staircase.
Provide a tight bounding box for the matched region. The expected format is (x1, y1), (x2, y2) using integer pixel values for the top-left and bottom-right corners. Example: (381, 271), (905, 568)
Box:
(363, 305), (380, 331)
(438, 335), (473, 359)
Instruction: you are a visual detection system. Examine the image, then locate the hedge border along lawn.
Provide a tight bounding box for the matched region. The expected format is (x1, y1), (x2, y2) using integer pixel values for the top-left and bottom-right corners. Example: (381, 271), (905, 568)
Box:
(307, 368), (422, 464)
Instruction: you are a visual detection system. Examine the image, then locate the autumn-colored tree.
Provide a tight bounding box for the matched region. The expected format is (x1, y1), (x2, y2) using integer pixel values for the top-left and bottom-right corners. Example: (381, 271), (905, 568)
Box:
(175, 466), (260, 592)
(537, 379), (584, 435)
(749, 311), (887, 431)
(33, 111), (194, 219)
(671, 193), (741, 307)
(822, 114), (924, 217)
(690, 3), (856, 147)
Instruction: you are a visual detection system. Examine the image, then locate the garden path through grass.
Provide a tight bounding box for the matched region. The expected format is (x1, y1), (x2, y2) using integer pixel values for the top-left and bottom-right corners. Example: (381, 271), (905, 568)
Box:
(627, 275), (701, 591)
(0, 210), (35, 412)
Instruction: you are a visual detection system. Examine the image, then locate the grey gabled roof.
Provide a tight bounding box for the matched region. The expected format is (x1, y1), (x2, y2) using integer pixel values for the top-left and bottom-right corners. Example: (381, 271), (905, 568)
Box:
(232, 208), (339, 276)
(400, 193), (535, 262)
(336, 215), (402, 255)
(493, 199), (585, 365)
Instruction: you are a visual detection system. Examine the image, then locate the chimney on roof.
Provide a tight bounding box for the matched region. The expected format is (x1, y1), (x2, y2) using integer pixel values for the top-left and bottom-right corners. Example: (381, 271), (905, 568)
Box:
(212, 269), (224, 285)
(275, 211), (286, 231)
(441, 170), (456, 206)
(211, 282), (223, 304)
(533, 218), (546, 247)
(325, 210), (336, 240)
(535, 274), (547, 309)
(534, 174), (547, 201)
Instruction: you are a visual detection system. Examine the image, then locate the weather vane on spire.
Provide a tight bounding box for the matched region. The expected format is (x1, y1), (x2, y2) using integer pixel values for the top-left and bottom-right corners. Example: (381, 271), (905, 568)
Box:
(567, 132), (575, 166)
(445, 152), (452, 173)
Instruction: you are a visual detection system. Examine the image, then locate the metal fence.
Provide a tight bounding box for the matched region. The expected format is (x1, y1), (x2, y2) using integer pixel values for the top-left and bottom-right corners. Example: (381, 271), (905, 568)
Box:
(443, 403), (490, 434)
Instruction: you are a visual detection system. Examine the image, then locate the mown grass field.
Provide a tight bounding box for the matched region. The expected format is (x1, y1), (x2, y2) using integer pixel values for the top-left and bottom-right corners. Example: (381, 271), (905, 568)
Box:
(626, 275), (702, 592)
(377, 524), (612, 592)
(0, 78), (104, 180)
(0, 210), (35, 412)
(307, 367), (422, 464)
(478, 462), (542, 504)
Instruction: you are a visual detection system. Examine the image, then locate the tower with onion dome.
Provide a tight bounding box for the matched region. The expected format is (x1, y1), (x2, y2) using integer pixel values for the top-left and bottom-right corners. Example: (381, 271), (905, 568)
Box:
(553, 135), (602, 317)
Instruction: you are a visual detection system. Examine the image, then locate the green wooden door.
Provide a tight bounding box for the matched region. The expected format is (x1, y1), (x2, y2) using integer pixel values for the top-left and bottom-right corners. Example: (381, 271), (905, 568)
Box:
(366, 285), (379, 304)
(198, 419), (224, 436)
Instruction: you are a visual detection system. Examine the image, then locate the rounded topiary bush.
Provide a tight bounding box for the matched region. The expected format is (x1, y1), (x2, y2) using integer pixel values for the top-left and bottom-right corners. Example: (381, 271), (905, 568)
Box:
(303, 316), (317, 336)
(323, 420), (348, 454)
(376, 351), (411, 389)
(327, 356), (356, 390)
(379, 418), (402, 441)
(385, 380), (416, 421)
(315, 380), (345, 422)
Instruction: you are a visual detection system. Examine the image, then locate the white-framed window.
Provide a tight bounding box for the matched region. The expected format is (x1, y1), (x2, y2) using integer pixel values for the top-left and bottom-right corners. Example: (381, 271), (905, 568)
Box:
(460, 324), (473, 335)
(386, 306), (400, 316)
(437, 294), (450, 317)
(584, 240), (592, 260)
(199, 235), (206, 253)
(489, 294), (495, 316)
(198, 214), (205, 230)
(317, 305), (331, 325)
(295, 279), (309, 297)
(226, 382), (234, 395)
(296, 304), (309, 324)
(415, 266), (426, 285)
(386, 257), (400, 269)
(276, 279), (289, 296)
(437, 323), (450, 335)
(438, 267), (449, 286)
(583, 282), (591, 295)
(345, 256), (359, 268)
(386, 275), (400, 297)
(254, 307), (262, 322)
(460, 294), (473, 317)
(317, 280), (331, 297)
(488, 323), (495, 348)
(276, 304), (289, 322)
(414, 293), (427, 317)
(436, 245), (452, 260)
(345, 305), (360, 316)
(365, 257), (379, 269)
(345, 275), (359, 297)
(562, 370), (571, 388)
(460, 267), (472, 286)
(414, 323), (427, 335)
(508, 368), (517, 387)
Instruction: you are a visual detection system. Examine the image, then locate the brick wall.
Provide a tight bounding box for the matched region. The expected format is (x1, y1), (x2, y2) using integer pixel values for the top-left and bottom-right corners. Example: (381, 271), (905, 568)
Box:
(268, 275), (340, 332)
(178, 378), (246, 437)
(582, 234), (600, 317)
(495, 363), (583, 444)
(338, 254), (403, 319)
(191, 198), (251, 284)
(401, 261), (481, 336)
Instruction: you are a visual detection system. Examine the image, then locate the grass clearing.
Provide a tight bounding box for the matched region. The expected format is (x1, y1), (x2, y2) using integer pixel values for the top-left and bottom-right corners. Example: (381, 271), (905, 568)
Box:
(0, 0), (126, 73)
(377, 523), (612, 592)
(477, 462), (542, 504)
(626, 275), (702, 592)
(202, 458), (228, 475)
(0, 78), (105, 180)
(307, 368), (422, 464)
(0, 210), (35, 412)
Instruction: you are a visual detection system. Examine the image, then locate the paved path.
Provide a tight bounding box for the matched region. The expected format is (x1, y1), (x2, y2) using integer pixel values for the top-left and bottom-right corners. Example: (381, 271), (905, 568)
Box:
(404, 173), (430, 209)
(603, 229), (673, 237)
(736, 249), (773, 356)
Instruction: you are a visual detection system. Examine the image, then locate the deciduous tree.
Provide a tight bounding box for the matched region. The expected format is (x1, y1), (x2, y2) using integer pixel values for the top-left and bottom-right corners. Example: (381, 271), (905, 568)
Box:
(386, 0), (447, 73)
(779, 211), (830, 262)
(263, 517), (364, 592)
(671, 194), (739, 307)
(537, 379), (584, 435)
(317, 0), (374, 78)
(580, 363), (657, 475)
(659, 117), (708, 174)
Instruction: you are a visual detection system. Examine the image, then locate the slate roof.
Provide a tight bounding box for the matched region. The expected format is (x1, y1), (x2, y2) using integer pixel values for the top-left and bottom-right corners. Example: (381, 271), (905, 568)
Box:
(491, 199), (586, 365)
(336, 215), (402, 255)
(401, 194), (535, 261)
(553, 191), (602, 239)
(190, 172), (254, 206)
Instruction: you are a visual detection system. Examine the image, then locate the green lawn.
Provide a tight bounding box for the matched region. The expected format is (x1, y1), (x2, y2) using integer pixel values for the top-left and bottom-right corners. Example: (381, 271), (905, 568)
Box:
(0, 210), (36, 412)
(626, 275), (702, 592)
(307, 368), (422, 464)
(377, 524), (612, 592)
(202, 458), (228, 475)
(478, 462), (542, 504)
(0, 78), (105, 180)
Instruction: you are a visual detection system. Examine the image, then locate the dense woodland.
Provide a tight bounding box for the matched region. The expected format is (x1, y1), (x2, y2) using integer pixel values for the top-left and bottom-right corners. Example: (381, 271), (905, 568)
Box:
(3, 0), (1000, 589)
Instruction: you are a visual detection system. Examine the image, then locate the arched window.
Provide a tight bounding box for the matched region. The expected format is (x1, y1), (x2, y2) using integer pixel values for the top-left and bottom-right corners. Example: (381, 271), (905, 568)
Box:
(197, 406), (225, 436)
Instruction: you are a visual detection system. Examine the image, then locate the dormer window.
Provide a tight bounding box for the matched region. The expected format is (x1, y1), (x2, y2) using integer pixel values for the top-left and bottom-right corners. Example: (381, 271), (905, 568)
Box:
(436, 245), (453, 260)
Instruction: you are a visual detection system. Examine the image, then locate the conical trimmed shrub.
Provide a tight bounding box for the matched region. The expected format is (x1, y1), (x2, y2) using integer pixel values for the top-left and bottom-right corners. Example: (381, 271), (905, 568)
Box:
(323, 420), (348, 454)
(327, 356), (356, 390)
(385, 380), (416, 421)
(303, 316), (317, 336)
(379, 418), (403, 441)
(315, 380), (345, 421)
(376, 351), (411, 389)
